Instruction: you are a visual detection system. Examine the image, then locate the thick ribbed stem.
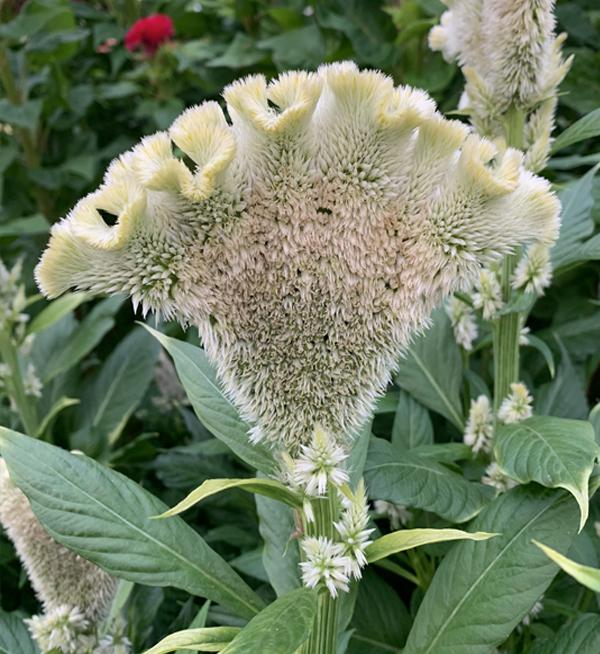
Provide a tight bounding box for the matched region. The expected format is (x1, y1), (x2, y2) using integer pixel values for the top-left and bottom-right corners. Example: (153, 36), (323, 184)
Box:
(493, 106), (526, 413)
(303, 493), (340, 654)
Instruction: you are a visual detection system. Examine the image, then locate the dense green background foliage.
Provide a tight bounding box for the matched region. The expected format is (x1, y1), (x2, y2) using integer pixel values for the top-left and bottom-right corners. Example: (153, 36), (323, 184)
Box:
(0, 1), (599, 653)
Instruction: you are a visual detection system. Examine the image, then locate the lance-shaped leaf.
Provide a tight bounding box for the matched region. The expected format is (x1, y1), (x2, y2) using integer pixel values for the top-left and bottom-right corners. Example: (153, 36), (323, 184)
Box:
(494, 416), (599, 530)
(533, 540), (600, 592)
(27, 291), (90, 334)
(143, 627), (241, 654)
(143, 326), (276, 476)
(0, 428), (265, 620)
(530, 613), (600, 654)
(0, 610), (38, 654)
(365, 437), (492, 523)
(403, 486), (579, 654)
(365, 528), (497, 564)
(220, 588), (317, 654)
(155, 478), (302, 519)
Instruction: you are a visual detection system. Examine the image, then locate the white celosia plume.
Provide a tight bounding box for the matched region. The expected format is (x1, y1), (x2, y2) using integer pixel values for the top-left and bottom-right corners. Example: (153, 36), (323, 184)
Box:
(35, 63), (559, 450)
(447, 295), (478, 350)
(0, 459), (117, 621)
(512, 243), (552, 295)
(300, 536), (352, 598)
(334, 481), (374, 579)
(464, 395), (494, 454)
(429, 1), (570, 169)
(497, 382), (533, 424)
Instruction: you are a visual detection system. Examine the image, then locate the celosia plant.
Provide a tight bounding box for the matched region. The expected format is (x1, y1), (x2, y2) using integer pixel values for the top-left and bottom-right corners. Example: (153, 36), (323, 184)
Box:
(35, 62), (559, 452)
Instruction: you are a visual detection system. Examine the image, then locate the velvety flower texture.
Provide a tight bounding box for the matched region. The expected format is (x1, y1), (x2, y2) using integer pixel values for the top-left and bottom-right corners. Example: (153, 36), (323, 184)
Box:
(35, 62), (559, 450)
(124, 14), (174, 55)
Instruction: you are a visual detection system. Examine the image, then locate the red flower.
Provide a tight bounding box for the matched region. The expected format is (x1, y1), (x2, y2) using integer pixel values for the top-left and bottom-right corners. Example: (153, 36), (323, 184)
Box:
(124, 14), (174, 56)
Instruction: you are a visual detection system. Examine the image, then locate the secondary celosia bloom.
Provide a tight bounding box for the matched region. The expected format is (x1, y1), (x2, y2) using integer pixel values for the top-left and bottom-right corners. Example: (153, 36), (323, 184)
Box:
(300, 536), (352, 598)
(26, 606), (96, 654)
(35, 62), (560, 450)
(512, 243), (552, 296)
(124, 14), (174, 55)
(472, 268), (503, 321)
(463, 394), (493, 454)
(334, 481), (374, 579)
(429, 1), (571, 170)
(0, 459), (117, 620)
(447, 295), (478, 350)
(497, 382), (533, 424)
(294, 425), (349, 495)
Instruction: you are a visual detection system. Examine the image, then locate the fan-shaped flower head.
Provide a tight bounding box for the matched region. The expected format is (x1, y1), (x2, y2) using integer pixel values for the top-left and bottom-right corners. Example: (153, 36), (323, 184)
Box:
(429, 1), (570, 168)
(35, 63), (560, 451)
(0, 458), (117, 621)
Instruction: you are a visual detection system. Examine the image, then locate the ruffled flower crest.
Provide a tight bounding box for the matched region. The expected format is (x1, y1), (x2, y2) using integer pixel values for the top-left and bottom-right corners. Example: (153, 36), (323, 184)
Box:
(36, 62), (559, 450)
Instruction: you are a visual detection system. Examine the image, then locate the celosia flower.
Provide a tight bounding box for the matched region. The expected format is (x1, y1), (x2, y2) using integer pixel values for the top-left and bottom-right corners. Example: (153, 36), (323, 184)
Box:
(512, 243), (552, 296)
(35, 63), (559, 450)
(429, 0), (571, 169)
(497, 382), (533, 424)
(334, 481), (374, 579)
(521, 599), (544, 626)
(23, 362), (42, 398)
(0, 459), (117, 621)
(300, 536), (352, 597)
(464, 395), (493, 454)
(447, 295), (478, 350)
(472, 268), (503, 320)
(26, 605), (95, 654)
(0, 258), (28, 334)
(94, 633), (132, 654)
(373, 500), (412, 530)
(294, 425), (349, 496)
(124, 14), (174, 55)
(482, 462), (518, 493)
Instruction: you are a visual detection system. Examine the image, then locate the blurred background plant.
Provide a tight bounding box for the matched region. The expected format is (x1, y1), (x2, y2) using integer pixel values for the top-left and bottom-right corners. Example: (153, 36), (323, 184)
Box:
(0, 1), (599, 653)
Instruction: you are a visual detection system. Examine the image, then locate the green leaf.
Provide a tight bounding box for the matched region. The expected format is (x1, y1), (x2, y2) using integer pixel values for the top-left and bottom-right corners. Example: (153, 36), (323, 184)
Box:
(258, 25), (325, 70)
(0, 98), (43, 131)
(0, 428), (265, 620)
(0, 214), (49, 237)
(525, 334), (555, 378)
(533, 541), (600, 592)
(220, 588), (317, 654)
(143, 326), (276, 475)
(530, 614), (600, 654)
(207, 33), (266, 69)
(35, 396), (79, 437)
(391, 391), (433, 449)
(395, 308), (464, 429)
(43, 296), (123, 382)
(365, 528), (496, 563)
(156, 478), (302, 518)
(348, 570), (409, 654)
(495, 416), (598, 530)
(74, 327), (160, 446)
(0, 610), (38, 654)
(364, 438), (492, 523)
(552, 166), (599, 270)
(256, 486), (301, 597)
(552, 108), (600, 153)
(27, 292), (90, 334)
(143, 627), (241, 654)
(403, 487), (579, 654)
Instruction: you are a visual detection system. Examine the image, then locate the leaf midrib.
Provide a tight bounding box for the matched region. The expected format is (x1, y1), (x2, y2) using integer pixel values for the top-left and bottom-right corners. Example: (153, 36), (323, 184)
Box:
(18, 448), (261, 617)
(407, 349), (463, 428)
(420, 498), (558, 654)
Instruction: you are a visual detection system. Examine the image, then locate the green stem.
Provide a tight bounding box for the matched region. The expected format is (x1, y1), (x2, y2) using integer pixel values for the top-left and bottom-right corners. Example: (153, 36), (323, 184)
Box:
(493, 105), (526, 413)
(303, 494), (340, 654)
(0, 330), (38, 435)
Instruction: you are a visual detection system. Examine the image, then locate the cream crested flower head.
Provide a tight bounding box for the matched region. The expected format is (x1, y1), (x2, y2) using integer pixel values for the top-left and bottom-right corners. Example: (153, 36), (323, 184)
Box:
(0, 458), (117, 621)
(35, 63), (559, 450)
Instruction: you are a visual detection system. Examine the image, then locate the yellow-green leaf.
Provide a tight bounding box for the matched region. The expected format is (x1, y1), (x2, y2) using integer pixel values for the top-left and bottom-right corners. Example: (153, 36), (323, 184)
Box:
(365, 528), (497, 563)
(143, 627), (240, 654)
(533, 540), (600, 592)
(155, 478), (302, 519)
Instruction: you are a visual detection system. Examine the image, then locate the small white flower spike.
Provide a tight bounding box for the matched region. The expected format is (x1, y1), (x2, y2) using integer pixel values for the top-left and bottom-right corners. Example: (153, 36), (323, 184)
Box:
(94, 633), (132, 654)
(373, 500), (412, 530)
(464, 395), (494, 454)
(334, 481), (374, 579)
(36, 63), (560, 450)
(497, 382), (533, 424)
(447, 295), (478, 350)
(300, 536), (352, 598)
(512, 243), (552, 296)
(26, 606), (95, 654)
(472, 268), (503, 320)
(23, 362), (42, 398)
(294, 425), (349, 496)
(0, 459), (117, 621)
(482, 462), (518, 493)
